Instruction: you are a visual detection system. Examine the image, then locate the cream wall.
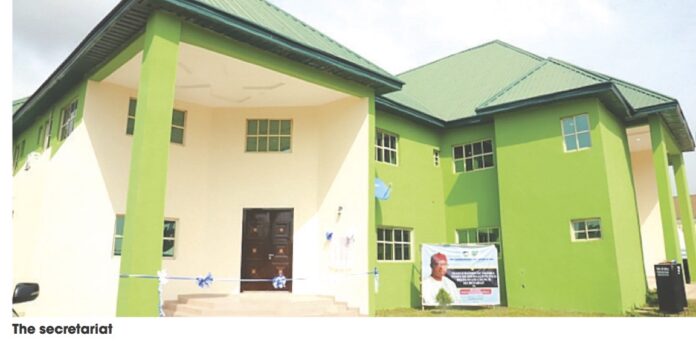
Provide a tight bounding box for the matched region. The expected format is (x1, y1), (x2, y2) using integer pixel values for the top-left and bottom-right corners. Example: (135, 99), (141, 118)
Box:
(630, 149), (666, 279)
(13, 79), (370, 315)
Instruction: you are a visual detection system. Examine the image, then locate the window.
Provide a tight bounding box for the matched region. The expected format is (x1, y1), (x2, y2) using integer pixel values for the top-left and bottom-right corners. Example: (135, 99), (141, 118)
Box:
(562, 114), (591, 151)
(44, 115), (53, 149)
(59, 99), (78, 140)
(13, 140), (25, 170)
(377, 227), (411, 261)
(376, 130), (398, 165)
(245, 119), (292, 152)
(127, 99), (186, 144)
(433, 149), (440, 167)
(113, 215), (178, 257)
(453, 139), (494, 173)
(571, 218), (601, 241)
(457, 227), (501, 256)
(37, 125), (44, 146)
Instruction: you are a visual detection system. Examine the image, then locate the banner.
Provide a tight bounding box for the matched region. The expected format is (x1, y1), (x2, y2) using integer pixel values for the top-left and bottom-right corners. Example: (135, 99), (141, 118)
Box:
(421, 244), (500, 306)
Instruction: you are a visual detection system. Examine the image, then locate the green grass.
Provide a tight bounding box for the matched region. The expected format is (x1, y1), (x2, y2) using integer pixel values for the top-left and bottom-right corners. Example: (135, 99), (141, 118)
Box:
(376, 300), (696, 317)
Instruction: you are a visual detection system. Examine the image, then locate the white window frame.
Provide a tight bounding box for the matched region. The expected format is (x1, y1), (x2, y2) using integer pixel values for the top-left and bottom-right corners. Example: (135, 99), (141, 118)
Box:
(456, 227), (502, 257)
(570, 218), (602, 242)
(452, 139), (495, 173)
(377, 227), (413, 262)
(245, 119), (293, 153)
(112, 215), (179, 259)
(376, 129), (399, 166)
(561, 113), (591, 152)
(59, 99), (78, 141)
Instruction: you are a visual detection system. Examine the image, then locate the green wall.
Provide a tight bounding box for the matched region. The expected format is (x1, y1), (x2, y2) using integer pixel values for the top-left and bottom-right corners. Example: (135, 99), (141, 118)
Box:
(440, 122), (505, 303)
(12, 82), (87, 175)
(374, 110), (447, 310)
(597, 101), (647, 310)
(495, 97), (644, 314)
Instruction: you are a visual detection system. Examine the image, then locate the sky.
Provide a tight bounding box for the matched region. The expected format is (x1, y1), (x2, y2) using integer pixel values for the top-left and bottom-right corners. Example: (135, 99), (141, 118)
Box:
(10, 0), (696, 191)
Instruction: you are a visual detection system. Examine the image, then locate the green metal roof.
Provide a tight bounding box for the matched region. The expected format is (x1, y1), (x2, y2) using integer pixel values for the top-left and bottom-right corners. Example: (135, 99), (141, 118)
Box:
(13, 97), (29, 114)
(383, 40), (544, 121)
(192, 0), (393, 80)
(378, 40), (692, 151)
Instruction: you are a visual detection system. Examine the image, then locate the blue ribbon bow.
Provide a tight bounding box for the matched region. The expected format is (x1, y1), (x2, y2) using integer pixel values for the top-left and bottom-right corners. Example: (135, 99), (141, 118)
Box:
(272, 275), (287, 289)
(196, 272), (214, 288)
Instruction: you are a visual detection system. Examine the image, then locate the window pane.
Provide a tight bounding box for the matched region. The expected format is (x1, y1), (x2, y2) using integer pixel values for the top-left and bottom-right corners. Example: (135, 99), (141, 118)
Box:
(269, 137), (280, 152)
(129, 99), (137, 116)
(454, 160), (465, 173)
(454, 146), (463, 159)
(403, 231), (410, 242)
(162, 240), (175, 257)
(577, 132), (591, 149)
(574, 221), (586, 232)
(478, 230), (489, 243)
(403, 245), (410, 260)
(385, 230), (392, 241)
(489, 228), (500, 242)
(395, 230), (402, 242)
(575, 231), (588, 240)
(465, 158), (473, 171)
(377, 229), (384, 241)
(483, 140), (493, 153)
(247, 120), (258, 135)
(259, 120), (268, 134)
(464, 144), (472, 157)
(115, 215), (125, 235)
(575, 115), (589, 132)
(474, 156), (484, 169)
(483, 154), (494, 168)
(385, 243), (393, 260)
(588, 230), (601, 239)
(246, 137), (258, 151)
(390, 135), (396, 149)
(280, 137), (291, 152)
(587, 220), (601, 231)
(395, 244), (403, 260)
(390, 150), (397, 164)
(126, 118), (135, 135)
(114, 237), (122, 256)
(280, 120), (292, 135)
(384, 149), (391, 163)
(376, 132), (383, 146)
(269, 120), (280, 135)
(562, 118), (575, 135)
(376, 148), (383, 162)
(163, 221), (176, 238)
(564, 135), (577, 151)
(258, 137), (268, 152)
(473, 142), (482, 155)
(377, 243), (384, 260)
(171, 127), (184, 144)
(172, 110), (185, 127)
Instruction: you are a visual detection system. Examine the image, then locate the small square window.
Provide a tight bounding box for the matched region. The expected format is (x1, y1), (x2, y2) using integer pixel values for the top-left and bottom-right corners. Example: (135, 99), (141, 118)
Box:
(376, 129), (398, 165)
(562, 114), (591, 152)
(571, 218), (601, 241)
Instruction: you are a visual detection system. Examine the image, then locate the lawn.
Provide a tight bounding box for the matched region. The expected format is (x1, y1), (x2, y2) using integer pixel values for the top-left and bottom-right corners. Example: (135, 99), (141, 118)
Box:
(376, 300), (696, 317)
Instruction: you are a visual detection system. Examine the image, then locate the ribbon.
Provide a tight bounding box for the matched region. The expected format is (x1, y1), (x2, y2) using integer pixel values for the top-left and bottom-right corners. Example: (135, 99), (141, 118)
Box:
(272, 275), (287, 289)
(196, 272), (214, 288)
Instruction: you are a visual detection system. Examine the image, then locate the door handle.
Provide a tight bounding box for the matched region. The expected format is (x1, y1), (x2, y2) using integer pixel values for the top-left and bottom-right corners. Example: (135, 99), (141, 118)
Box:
(268, 253), (275, 260)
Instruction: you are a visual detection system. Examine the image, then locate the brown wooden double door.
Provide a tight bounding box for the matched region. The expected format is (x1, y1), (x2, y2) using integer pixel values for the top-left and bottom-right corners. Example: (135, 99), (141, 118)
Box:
(241, 209), (293, 291)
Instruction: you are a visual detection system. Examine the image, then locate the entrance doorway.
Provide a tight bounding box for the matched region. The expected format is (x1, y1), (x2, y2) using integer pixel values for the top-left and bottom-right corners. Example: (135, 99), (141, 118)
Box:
(241, 209), (293, 291)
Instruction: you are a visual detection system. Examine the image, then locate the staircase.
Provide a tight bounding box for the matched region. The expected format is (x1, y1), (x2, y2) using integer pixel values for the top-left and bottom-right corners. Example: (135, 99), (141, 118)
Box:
(163, 292), (362, 317)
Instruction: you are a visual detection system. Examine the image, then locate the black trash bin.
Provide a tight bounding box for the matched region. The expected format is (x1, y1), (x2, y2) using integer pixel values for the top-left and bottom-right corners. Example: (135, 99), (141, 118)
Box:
(654, 261), (687, 313)
(684, 259), (691, 284)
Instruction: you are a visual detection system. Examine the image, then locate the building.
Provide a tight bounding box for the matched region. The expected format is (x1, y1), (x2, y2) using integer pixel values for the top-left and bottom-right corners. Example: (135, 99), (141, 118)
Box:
(12, 0), (696, 316)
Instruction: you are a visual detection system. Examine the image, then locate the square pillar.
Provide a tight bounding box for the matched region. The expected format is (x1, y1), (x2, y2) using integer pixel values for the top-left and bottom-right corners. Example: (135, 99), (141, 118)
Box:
(116, 11), (181, 317)
(672, 153), (696, 281)
(649, 116), (682, 264)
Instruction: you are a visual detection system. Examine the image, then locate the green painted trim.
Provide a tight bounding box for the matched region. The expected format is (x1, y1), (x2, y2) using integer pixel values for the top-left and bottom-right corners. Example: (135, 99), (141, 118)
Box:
(90, 34), (145, 81)
(649, 115), (682, 263)
(156, 0), (402, 94)
(672, 154), (696, 279)
(179, 23), (371, 98)
(367, 95), (377, 316)
(116, 11), (182, 317)
(375, 96), (444, 128)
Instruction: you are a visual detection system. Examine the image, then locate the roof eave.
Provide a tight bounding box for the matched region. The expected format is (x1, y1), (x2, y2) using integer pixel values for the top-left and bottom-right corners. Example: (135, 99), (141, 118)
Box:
(630, 102), (695, 152)
(375, 96), (444, 128)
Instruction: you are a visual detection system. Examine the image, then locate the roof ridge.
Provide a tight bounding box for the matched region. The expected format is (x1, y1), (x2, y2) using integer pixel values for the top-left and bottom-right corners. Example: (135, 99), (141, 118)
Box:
(549, 57), (674, 103)
(13, 97), (29, 105)
(547, 58), (609, 83)
(477, 60), (549, 109)
(397, 40), (544, 77)
(254, 0), (390, 75)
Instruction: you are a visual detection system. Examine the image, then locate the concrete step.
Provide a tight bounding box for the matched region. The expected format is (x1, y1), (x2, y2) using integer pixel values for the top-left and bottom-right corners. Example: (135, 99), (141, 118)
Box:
(165, 292), (361, 317)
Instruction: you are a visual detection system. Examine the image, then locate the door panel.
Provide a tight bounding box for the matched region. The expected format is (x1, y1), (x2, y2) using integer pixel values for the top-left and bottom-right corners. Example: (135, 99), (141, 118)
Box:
(241, 209), (293, 291)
